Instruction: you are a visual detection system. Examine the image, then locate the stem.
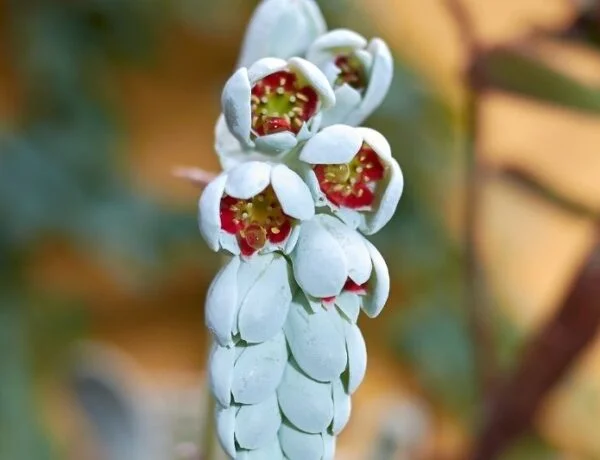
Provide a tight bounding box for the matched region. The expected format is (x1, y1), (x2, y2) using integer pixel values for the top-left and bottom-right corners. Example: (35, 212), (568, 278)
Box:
(444, 0), (497, 398)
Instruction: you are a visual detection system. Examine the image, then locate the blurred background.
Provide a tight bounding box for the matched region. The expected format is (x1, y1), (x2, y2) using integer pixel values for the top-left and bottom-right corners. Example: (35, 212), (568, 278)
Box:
(2, 0), (600, 459)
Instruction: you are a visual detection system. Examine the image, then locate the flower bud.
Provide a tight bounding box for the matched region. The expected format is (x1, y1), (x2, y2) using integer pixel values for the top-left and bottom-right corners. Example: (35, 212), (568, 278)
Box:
(307, 29), (393, 127)
(237, 0), (327, 68)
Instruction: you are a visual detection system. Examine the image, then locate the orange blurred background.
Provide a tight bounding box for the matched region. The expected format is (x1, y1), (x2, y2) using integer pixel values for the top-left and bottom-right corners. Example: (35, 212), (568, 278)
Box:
(2, 0), (600, 459)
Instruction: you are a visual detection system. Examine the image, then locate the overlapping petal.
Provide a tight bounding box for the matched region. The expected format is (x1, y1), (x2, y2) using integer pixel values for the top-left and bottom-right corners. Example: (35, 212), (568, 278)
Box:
(232, 332), (288, 404)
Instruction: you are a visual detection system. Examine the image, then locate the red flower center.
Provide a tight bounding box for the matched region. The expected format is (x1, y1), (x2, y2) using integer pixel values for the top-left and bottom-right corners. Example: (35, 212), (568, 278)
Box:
(334, 54), (367, 91)
(323, 279), (368, 303)
(314, 143), (385, 209)
(251, 71), (319, 137)
(219, 186), (293, 256)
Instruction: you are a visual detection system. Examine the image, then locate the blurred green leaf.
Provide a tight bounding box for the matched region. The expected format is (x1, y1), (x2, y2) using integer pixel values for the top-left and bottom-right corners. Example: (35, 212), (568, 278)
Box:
(501, 433), (558, 460)
(482, 48), (600, 114)
(0, 302), (55, 460)
(391, 293), (476, 416)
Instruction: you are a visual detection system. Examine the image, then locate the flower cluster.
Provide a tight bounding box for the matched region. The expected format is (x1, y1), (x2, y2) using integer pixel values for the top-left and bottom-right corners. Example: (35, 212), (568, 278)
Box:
(198, 1), (402, 458)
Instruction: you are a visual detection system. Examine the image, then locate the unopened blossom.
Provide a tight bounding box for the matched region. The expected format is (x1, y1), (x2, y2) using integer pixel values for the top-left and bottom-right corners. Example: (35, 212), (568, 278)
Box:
(222, 57), (335, 153)
(198, 161), (314, 257)
(291, 214), (390, 318)
(299, 124), (403, 235)
(237, 0), (327, 68)
(307, 29), (393, 127)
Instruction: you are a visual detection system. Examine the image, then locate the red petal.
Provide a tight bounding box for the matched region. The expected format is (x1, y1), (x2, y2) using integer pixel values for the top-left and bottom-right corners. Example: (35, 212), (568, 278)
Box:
(262, 117), (291, 135)
(220, 208), (238, 234)
(239, 237), (257, 257)
(343, 185), (374, 209)
(298, 86), (318, 120)
(360, 147), (385, 181)
(344, 279), (367, 295)
(267, 219), (292, 244)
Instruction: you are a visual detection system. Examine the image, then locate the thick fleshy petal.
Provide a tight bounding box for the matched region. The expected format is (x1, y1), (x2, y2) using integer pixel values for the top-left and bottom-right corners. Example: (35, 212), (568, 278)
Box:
(289, 57), (336, 109)
(238, 254), (293, 343)
(318, 214), (372, 285)
(247, 57), (288, 83)
(219, 232), (242, 256)
(357, 126), (392, 161)
(322, 433), (337, 460)
(335, 292), (361, 323)
(222, 67), (252, 144)
(291, 218), (347, 298)
(279, 421), (324, 460)
(215, 405), (236, 459)
(321, 84), (362, 127)
(208, 342), (235, 407)
(332, 378), (351, 434)
(278, 361), (333, 433)
(347, 38), (393, 126)
(215, 115), (249, 170)
(236, 253), (276, 302)
(237, 2), (326, 69)
(235, 395), (282, 450)
(205, 257), (241, 347)
(362, 240), (390, 317)
(284, 223), (301, 254)
(299, 124), (362, 165)
(237, 439), (285, 460)
(271, 164), (314, 221)
(345, 323), (367, 394)
(198, 173), (227, 252)
(253, 131), (297, 153)
(225, 161), (271, 199)
(232, 332), (287, 404)
(361, 156), (403, 235)
(306, 29), (367, 65)
(284, 297), (347, 382)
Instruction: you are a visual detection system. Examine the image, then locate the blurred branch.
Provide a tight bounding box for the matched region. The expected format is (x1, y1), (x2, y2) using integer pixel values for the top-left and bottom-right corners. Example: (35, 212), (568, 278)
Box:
(444, 0), (497, 398)
(494, 166), (600, 220)
(471, 230), (600, 460)
(173, 166), (218, 188)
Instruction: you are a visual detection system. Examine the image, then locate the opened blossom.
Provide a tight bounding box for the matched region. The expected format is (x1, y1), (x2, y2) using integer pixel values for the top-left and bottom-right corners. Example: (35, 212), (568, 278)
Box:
(306, 29), (393, 127)
(222, 57), (335, 153)
(199, 161), (314, 257)
(299, 124), (403, 235)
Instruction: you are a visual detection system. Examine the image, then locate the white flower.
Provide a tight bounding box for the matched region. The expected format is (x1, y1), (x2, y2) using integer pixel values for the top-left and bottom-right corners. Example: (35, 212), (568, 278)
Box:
(199, 161), (314, 257)
(222, 57), (335, 153)
(204, 254), (294, 347)
(306, 29), (393, 127)
(291, 214), (390, 318)
(299, 125), (403, 235)
(237, 0), (327, 68)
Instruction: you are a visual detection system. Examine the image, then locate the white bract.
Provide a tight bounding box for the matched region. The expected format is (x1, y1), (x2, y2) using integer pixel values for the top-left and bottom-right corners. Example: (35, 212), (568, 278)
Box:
(199, 161), (314, 258)
(237, 0), (327, 68)
(205, 254), (294, 347)
(307, 29), (393, 127)
(299, 124), (403, 235)
(222, 57), (335, 154)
